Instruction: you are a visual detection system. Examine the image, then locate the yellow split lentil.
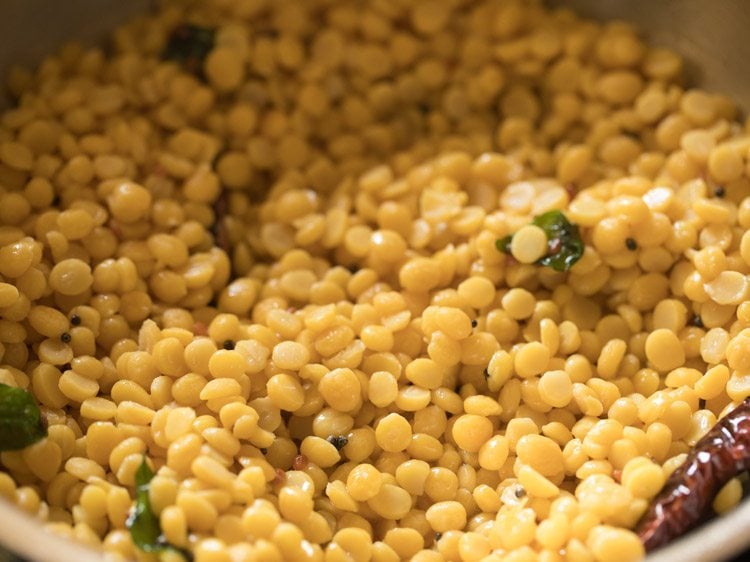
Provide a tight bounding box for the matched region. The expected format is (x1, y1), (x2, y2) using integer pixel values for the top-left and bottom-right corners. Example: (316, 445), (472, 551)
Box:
(0, 1), (749, 561)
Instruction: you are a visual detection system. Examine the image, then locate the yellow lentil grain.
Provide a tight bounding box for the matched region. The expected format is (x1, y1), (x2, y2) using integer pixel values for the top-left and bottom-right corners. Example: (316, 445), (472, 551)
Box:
(300, 436), (340, 468)
(587, 526), (644, 562)
(319, 368), (362, 412)
(538, 370), (573, 408)
(367, 484), (412, 520)
(0, 3), (747, 561)
(511, 225), (548, 264)
(704, 271), (749, 305)
(58, 370), (99, 402)
(621, 458), (665, 499)
(49, 259), (93, 295)
(645, 329), (685, 371)
(695, 365), (730, 400)
(376, 413), (413, 453)
(516, 434), (565, 477)
(425, 501), (467, 533)
(713, 477), (743, 515)
(708, 144), (743, 184)
(346, 463), (382, 501)
(451, 414), (493, 453)
(107, 182), (151, 223)
(518, 463), (560, 498)
(515, 342), (551, 378)
(496, 508), (537, 550)
(502, 289), (537, 320)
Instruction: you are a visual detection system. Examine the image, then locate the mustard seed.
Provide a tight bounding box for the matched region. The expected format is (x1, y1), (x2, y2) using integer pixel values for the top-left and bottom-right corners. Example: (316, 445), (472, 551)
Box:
(327, 435), (349, 450)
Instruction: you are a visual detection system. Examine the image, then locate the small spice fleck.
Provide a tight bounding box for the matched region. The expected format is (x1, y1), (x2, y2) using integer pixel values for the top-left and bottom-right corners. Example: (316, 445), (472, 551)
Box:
(273, 468), (286, 485)
(514, 486), (527, 498)
(471, 319), (478, 328)
(39, 410), (49, 431)
(292, 454), (309, 470)
(70, 314), (81, 326)
(714, 186), (726, 198)
(625, 238), (638, 251)
(435, 532), (443, 542)
(222, 339), (235, 350)
(327, 435), (349, 450)
(60, 332), (71, 343)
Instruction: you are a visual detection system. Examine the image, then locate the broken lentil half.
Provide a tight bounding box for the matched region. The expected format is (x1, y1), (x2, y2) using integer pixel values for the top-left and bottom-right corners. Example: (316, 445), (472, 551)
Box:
(0, 0), (749, 561)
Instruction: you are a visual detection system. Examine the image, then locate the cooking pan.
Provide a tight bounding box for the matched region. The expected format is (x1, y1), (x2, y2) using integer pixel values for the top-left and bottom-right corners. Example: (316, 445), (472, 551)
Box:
(0, 1), (749, 561)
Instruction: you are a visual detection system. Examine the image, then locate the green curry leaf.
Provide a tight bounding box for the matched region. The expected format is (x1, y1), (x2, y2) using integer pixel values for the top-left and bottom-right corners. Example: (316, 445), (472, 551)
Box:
(0, 383), (47, 451)
(533, 210), (584, 272)
(127, 459), (161, 553)
(127, 457), (192, 561)
(496, 210), (584, 272)
(163, 24), (216, 76)
(495, 235), (512, 254)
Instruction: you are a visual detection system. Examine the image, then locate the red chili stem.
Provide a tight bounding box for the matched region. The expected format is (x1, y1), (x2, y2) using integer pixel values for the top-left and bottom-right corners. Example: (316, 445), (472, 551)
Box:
(636, 397), (750, 551)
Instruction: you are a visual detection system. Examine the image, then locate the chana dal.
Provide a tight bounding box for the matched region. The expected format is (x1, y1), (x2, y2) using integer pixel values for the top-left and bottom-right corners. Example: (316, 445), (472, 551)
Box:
(0, 1), (749, 562)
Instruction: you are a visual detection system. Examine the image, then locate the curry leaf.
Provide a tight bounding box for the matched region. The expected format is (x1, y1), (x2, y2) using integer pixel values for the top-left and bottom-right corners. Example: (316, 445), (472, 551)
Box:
(495, 234), (513, 254)
(495, 235), (512, 254)
(533, 210), (584, 272)
(163, 24), (216, 76)
(496, 210), (584, 272)
(127, 459), (161, 553)
(0, 383), (47, 451)
(127, 457), (192, 561)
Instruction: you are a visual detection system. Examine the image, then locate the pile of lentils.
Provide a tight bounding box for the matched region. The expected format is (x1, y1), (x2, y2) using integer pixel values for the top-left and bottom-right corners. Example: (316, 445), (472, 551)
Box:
(1, 0), (750, 561)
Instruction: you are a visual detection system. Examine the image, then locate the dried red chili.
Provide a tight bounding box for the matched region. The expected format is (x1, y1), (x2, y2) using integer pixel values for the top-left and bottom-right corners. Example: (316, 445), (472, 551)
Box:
(636, 397), (750, 551)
